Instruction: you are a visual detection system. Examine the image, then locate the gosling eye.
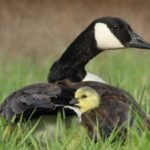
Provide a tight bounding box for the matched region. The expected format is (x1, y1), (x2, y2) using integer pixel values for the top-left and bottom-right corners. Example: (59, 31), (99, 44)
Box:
(112, 24), (120, 30)
(81, 95), (87, 99)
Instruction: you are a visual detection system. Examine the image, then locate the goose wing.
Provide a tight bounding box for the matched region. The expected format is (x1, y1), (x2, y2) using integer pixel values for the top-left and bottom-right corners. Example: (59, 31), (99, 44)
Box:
(0, 83), (73, 121)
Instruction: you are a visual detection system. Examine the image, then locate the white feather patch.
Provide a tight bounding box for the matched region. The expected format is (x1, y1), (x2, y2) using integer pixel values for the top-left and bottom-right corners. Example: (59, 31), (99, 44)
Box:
(94, 23), (124, 49)
(83, 72), (106, 83)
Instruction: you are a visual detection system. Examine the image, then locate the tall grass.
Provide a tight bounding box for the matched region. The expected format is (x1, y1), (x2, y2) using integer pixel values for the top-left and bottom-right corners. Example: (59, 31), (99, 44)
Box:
(0, 50), (150, 149)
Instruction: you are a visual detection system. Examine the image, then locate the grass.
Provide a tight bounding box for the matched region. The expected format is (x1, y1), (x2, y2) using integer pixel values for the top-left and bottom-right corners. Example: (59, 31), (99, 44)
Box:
(1, 49), (150, 149)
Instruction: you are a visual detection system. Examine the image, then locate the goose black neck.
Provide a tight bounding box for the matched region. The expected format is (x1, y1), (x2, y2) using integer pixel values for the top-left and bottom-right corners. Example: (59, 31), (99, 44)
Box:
(48, 24), (102, 82)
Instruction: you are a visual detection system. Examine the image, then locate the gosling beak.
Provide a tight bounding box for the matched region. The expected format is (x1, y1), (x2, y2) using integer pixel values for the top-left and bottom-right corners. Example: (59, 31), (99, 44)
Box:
(128, 31), (150, 49)
(69, 98), (79, 106)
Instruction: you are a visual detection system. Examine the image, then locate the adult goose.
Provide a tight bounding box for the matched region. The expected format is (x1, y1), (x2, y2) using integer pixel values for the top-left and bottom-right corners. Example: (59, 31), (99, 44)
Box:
(1, 16), (150, 121)
(1, 17), (150, 139)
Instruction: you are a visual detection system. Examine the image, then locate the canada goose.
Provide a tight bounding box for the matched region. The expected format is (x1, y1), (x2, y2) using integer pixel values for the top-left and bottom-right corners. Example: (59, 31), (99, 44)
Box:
(48, 17), (150, 83)
(2, 17), (150, 121)
(1, 81), (150, 140)
(1, 16), (150, 139)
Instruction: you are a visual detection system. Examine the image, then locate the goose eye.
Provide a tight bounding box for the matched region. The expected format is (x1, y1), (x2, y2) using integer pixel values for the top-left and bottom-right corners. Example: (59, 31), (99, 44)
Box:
(81, 95), (87, 99)
(112, 24), (120, 30)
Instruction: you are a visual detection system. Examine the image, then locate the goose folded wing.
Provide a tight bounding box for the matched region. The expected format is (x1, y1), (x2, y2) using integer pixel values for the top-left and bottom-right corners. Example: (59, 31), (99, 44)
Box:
(0, 83), (63, 121)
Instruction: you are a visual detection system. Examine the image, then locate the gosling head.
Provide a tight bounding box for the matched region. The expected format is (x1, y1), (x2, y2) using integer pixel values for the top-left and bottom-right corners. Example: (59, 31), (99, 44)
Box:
(69, 86), (100, 114)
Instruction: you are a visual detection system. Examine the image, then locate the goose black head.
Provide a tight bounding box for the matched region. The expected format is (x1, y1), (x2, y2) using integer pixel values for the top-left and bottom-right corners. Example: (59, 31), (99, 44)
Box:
(93, 17), (150, 50)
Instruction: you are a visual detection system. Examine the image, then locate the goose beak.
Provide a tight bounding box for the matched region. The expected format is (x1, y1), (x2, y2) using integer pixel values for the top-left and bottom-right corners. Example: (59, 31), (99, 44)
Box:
(69, 98), (78, 105)
(128, 31), (150, 49)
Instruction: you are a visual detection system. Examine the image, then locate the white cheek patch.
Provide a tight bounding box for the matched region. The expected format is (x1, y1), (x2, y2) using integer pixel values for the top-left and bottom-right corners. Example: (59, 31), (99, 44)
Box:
(94, 23), (124, 49)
